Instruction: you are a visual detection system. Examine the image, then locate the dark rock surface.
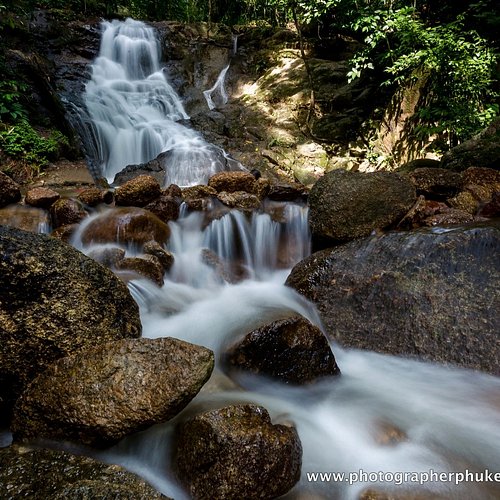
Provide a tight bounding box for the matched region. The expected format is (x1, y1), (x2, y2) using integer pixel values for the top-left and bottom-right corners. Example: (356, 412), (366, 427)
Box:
(0, 172), (22, 208)
(0, 445), (169, 499)
(144, 194), (181, 224)
(226, 316), (340, 384)
(407, 168), (463, 200)
(49, 198), (87, 227)
(175, 404), (302, 500)
(308, 170), (416, 247)
(286, 225), (500, 374)
(0, 226), (141, 423)
(12, 338), (214, 447)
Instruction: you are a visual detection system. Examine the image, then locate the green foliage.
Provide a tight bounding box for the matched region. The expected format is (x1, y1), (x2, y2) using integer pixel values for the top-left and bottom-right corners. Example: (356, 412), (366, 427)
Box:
(0, 80), (28, 123)
(0, 122), (68, 168)
(346, 7), (498, 142)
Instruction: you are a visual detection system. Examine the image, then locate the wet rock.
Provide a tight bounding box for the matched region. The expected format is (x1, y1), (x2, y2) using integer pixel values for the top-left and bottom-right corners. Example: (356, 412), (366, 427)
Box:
(208, 171), (257, 193)
(0, 205), (51, 233)
(217, 190), (261, 210)
(0, 445), (169, 499)
(448, 190), (479, 215)
(117, 255), (165, 286)
(144, 194), (180, 223)
(80, 207), (170, 246)
(200, 248), (239, 283)
(182, 185), (217, 211)
(407, 168), (462, 200)
(25, 186), (60, 208)
(87, 246), (126, 268)
(286, 225), (500, 374)
(50, 223), (78, 242)
(0, 226), (141, 423)
(309, 170), (416, 247)
(268, 181), (308, 201)
(50, 198), (87, 228)
(12, 338), (214, 447)
(226, 316), (340, 384)
(462, 167), (500, 191)
(441, 117), (500, 171)
(422, 209), (475, 226)
(143, 240), (174, 272)
(0, 171), (21, 208)
(77, 186), (112, 207)
(115, 174), (162, 207)
(479, 191), (500, 218)
(254, 177), (271, 199)
(113, 156), (166, 186)
(398, 196), (449, 229)
(175, 404), (302, 500)
(165, 183), (182, 198)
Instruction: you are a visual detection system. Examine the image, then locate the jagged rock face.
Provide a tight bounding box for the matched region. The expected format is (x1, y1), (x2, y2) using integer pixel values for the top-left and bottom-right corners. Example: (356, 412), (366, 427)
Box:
(175, 404), (302, 500)
(12, 338), (214, 447)
(0, 226), (141, 423)
(226, 316), (340, 384)
(308, 170), (416, 247)
(0, 445), (170, 499)
(286, 225), (500, 374)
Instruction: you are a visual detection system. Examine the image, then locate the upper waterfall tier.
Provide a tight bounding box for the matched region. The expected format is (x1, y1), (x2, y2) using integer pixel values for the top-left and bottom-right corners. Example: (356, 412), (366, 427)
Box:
(81, 18), (238, 186)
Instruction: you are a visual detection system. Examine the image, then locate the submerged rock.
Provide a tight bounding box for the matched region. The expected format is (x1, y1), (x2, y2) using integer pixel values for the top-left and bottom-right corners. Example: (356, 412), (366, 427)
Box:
(308, 170), (416, 247)
(175, 404), (302, 500)
(226, 316), (340, 384)
(117, 255), (165, 286)
(0, 445), (169, 499)
(0, 226), (141, 423)
(286, 225), (500, 374)
(80, 207), (170, 246)
(12, 338), (214, 447)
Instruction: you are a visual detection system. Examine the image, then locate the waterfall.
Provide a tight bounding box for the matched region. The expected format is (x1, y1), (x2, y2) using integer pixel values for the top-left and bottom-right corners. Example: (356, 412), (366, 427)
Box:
(203, 65), (230, 110)
(77, 18), (240, 186)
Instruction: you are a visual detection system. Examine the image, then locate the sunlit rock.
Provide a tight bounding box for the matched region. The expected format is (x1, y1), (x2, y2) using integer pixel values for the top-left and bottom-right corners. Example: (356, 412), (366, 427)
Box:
(12, 338), (214, 447)
(175, 404), (302, 499)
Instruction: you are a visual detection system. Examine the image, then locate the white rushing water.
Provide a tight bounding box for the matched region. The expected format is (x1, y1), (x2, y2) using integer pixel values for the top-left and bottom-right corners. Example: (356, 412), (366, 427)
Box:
(80, 18), (239, 185)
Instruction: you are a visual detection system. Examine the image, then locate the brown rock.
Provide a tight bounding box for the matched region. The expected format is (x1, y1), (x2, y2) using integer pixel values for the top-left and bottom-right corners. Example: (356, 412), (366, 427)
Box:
(398, 196), (449, 229)
(115, 174), (162, 207)
(226, 316), (340, 384)
(182, 185), (217, 211)
(144, 194), (180, 223)
(87, 246), (126, 268)
(175, 404), (302, 500)
(50, 198), (87, 228)
(0, 445), (170, 499)
(462, 167), (500, 192)
(50, 223), (78, 242)
(208, 171), (257, 194)
(268, 181), (308, 201)
(12, 338), (214, 447)
(448, 191), (479, 215)
(80, 207), (170, 246)
(143, 240), (174, 272)
(117, 255), (165, 286)
(24, 187), (60, 208)
(77, 187), (110, 207)
(0, 226), (141, 423)
(407, 168), (462, 200)
(165, 183), (182, 197)
(422, 209), (475, 226)
(217, 190), (261, 210)
(0, 171), (21, 208)
(478, 191), (500, 218)
(0, 205), (50, 233)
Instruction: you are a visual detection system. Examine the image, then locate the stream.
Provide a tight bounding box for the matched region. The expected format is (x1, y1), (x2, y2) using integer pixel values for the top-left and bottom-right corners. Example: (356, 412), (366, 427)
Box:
(9, 17), (500, 500)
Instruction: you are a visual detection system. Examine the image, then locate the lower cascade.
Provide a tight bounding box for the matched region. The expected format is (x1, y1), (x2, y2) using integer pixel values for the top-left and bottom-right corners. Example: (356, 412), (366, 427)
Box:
(1, 16), (499, 500)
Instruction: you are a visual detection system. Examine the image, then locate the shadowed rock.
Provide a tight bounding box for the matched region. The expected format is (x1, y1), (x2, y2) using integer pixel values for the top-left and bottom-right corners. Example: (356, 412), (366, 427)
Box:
(0, 172), (21, 208)
(175, 404), (302, 500)
(308, 170), (416, 248)
(286, 225), (500, 374)
(0, 226), (141, 423)
(12, 338), (214, 447)
(0, 445), (170, 499)
(226, 316), (340, 384)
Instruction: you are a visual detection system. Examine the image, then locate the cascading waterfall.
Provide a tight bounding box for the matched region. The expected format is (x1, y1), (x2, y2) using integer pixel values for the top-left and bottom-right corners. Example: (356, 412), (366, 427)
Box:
(77, 18), (240, 185)
(39, 18), (500, 500)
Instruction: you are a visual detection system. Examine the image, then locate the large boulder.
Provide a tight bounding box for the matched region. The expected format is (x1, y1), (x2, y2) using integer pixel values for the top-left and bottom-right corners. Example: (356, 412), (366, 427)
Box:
(226, 316), (340, 384)
(114, 174), (162, 207)
(175, 404), (302, 500)
(12, 338), (214, 447)
(0, 226), (141, 422)
(308, 170), (416, 247)
(0, 445), (169, 499)
(441, 117), (500, 171)
(286, 225), (500, 374)
(80, 207), (170, 246)
(208, 171), (257, 193)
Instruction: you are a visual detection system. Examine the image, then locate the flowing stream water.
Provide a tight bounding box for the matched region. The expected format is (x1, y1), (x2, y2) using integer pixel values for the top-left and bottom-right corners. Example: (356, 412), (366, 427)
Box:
(31, 18), (500, 500)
